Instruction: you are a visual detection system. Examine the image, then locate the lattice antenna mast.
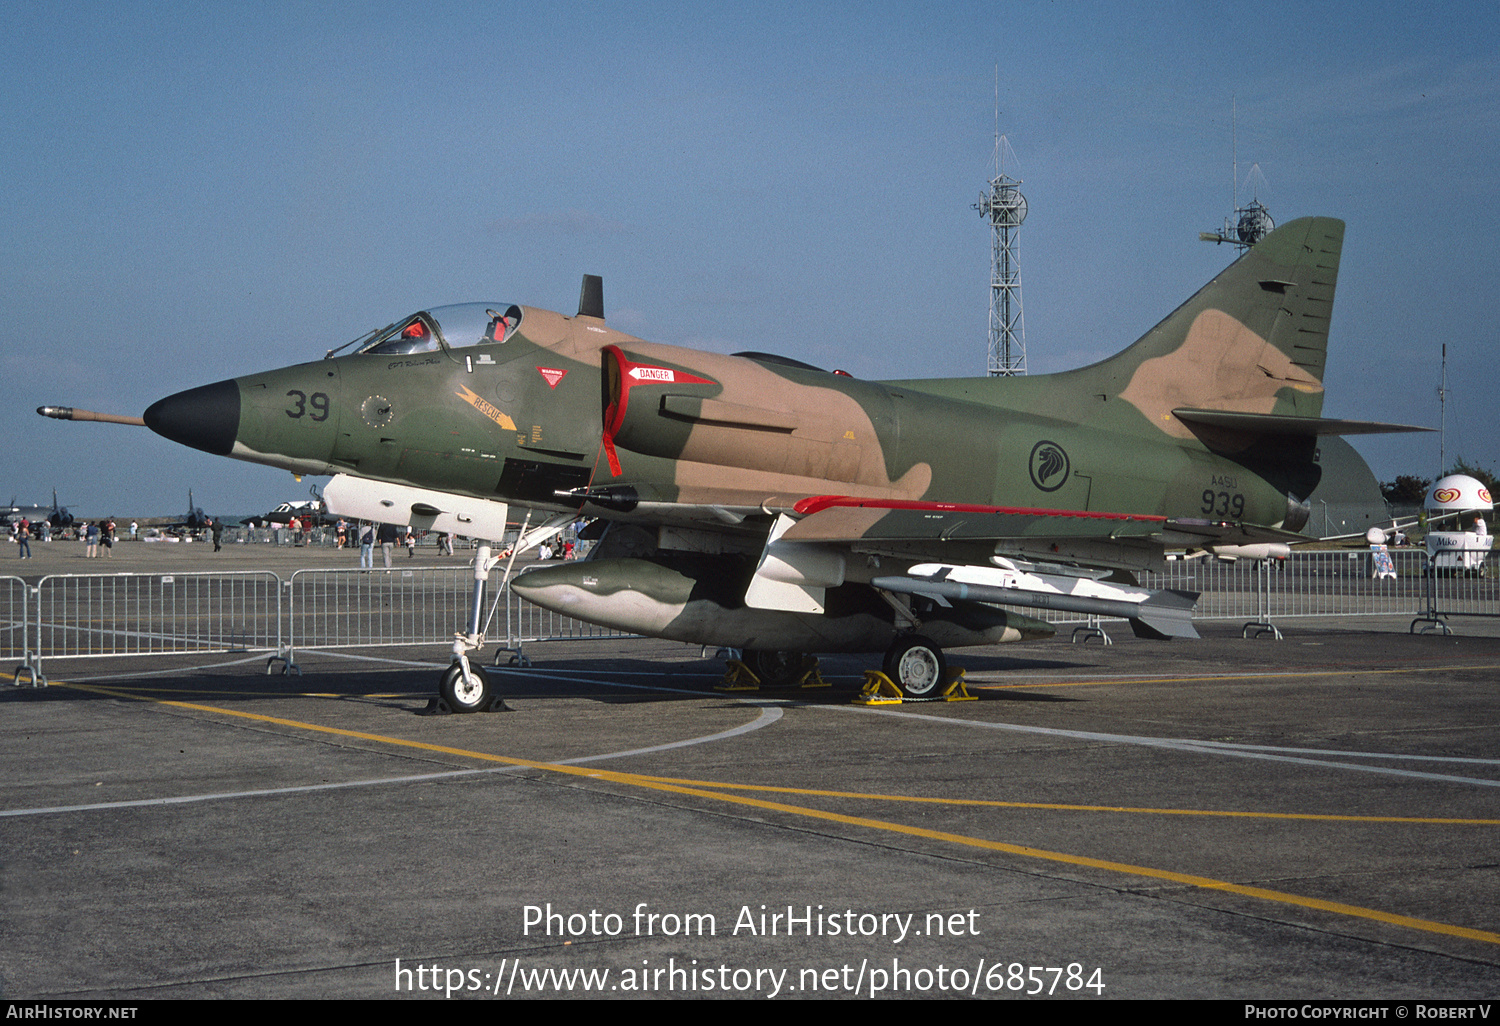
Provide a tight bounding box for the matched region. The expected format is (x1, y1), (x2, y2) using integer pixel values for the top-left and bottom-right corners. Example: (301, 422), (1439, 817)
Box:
(1200, 98), (1274, 250)
(975, 125), (1028, 376)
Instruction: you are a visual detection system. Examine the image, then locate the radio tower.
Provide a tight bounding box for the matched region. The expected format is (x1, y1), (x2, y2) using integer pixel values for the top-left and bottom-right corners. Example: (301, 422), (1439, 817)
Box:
(974, 85), (1027, 376)
(1200, 98), (1274, 250)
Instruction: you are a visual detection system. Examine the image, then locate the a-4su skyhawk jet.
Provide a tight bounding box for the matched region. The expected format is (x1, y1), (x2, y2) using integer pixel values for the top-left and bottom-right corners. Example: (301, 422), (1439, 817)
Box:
(139, 216), (1421, 710)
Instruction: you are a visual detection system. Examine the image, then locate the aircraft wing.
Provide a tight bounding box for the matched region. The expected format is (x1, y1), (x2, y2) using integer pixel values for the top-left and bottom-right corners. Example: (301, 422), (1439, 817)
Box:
(781, 496), (1303, 553)
(1311, 508), (1462, 545)
(735, 495), (1231, 634)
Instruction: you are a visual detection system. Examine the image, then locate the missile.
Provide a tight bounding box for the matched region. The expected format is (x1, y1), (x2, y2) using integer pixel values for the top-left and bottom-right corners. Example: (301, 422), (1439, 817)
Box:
(37, 406), (146, 426)
(872, 561), (1199, 640)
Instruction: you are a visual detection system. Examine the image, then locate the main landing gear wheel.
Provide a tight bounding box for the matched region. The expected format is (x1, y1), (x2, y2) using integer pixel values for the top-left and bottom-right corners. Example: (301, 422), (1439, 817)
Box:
(440, 662), (492, 712)
(744, 649), (804, 687)
(883, 636), (946, 698)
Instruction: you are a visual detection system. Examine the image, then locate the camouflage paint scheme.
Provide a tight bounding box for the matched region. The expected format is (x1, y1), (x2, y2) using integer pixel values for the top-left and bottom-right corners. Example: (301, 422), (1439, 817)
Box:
(144, 217), (1407, 664)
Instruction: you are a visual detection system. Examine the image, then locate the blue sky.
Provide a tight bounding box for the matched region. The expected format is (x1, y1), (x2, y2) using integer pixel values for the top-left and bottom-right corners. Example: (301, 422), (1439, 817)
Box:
(3, 1), (1497, 516)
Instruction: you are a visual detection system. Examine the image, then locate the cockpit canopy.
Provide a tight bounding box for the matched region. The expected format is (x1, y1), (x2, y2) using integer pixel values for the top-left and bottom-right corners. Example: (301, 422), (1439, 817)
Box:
(357, 303), (523, 356)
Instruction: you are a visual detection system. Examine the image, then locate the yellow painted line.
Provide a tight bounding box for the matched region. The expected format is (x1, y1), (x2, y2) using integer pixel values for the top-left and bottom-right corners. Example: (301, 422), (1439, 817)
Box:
(583, 776), (1500, 948)
(600, 775), (1500, 826)
(2, 676), (418, 699)
(969, 663), (1500, 690)
(44, 678), (1500, 948)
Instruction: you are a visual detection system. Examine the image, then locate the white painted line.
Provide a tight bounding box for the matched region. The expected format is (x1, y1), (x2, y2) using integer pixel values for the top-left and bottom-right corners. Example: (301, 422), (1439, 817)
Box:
(813, 704), (1500, 789)
(0, 706), (783, 818)
(556, 705), (782, 764)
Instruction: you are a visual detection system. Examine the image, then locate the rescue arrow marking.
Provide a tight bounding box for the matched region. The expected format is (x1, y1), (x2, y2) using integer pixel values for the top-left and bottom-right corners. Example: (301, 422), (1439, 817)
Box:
(454, 385), (517, 431)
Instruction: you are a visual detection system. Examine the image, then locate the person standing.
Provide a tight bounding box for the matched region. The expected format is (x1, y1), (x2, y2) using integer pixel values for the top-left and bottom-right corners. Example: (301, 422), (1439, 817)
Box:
(85, 521), (99, 558)
(15, 518), (30, 559)
(358, 521), (374, 569)
(377, 522), (399, 568)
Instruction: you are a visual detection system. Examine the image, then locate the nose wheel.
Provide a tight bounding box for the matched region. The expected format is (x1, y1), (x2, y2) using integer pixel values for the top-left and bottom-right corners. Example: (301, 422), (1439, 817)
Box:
(883, 636), (946, 698)
(438, 661), (506, 713)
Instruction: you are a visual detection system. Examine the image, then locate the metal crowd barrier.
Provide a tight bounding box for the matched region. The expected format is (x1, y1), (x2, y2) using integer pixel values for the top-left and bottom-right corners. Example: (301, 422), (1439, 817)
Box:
(19, 571), (284, 685)
(1412, 548), (1500, 634)
(279, 565), (477, 673)
(3, 575), (31, 683)
(4, 562), (633, 685)
(1022, 548), (1467, 642)
(277, 565), (634, 673)
(7, 550), (1498, 684)
(1155, 548), (1432, 620)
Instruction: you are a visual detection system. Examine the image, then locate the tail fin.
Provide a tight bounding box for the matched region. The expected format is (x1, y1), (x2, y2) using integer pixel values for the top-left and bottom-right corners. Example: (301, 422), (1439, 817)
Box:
(898, 218), (1346, 434)
(1111, 217), (1343, 426)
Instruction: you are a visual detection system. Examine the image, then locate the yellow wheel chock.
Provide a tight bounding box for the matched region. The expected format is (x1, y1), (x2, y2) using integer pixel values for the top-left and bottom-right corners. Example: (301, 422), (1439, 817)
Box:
(852, 666), (974, 705)
(717, 659), (761, 691)
(717, 656), (830, 691)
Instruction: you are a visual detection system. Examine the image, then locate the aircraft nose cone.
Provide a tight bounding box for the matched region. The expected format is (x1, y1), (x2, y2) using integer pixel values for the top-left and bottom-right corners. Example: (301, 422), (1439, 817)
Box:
(144, 379), (241, 456)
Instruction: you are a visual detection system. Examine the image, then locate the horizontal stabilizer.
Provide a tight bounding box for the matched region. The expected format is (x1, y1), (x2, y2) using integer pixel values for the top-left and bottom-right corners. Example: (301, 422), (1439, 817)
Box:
(1173, 409), (1432, 436)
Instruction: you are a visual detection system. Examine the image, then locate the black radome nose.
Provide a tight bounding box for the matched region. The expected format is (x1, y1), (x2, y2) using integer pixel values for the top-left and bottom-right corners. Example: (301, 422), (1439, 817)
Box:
(143, 379), (241, 457)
